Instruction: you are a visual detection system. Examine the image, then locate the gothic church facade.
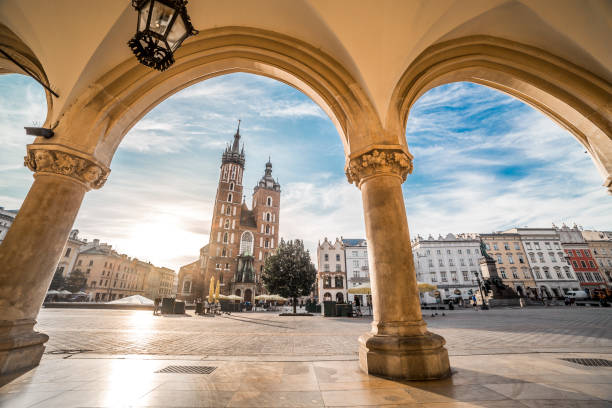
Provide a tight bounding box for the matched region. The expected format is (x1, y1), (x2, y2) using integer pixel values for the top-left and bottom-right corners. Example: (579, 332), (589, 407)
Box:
(199, 124), (281, 302)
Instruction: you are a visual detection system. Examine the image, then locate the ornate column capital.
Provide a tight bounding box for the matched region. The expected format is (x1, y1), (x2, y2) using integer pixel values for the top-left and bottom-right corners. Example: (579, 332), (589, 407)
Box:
(345, 145), (413, 187)
(24, 144), (110, 190)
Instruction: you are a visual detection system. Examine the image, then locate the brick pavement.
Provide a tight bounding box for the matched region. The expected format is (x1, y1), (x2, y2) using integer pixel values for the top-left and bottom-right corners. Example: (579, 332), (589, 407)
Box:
(36, 307), (612, 357)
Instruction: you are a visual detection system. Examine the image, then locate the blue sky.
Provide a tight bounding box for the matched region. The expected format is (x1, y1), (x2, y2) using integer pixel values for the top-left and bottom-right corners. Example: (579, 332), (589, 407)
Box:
(0, 74), (610, 271)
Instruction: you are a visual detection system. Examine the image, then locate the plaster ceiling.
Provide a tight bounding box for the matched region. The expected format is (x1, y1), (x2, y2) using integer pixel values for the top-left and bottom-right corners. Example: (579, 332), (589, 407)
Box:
(1, 0), (610, 124)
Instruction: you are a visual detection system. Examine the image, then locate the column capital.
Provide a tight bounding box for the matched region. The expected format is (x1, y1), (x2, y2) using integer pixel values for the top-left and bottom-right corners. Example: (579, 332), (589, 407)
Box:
(24, 144), (110, 190)
(345, 145), (413, 187)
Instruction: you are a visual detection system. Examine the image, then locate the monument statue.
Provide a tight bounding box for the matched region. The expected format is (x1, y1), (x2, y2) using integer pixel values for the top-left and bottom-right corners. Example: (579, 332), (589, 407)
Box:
(480, 240), (495, 261)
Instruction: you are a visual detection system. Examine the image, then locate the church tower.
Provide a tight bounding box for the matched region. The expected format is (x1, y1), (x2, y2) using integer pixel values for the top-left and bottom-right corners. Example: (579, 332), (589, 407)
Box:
(204, 121), (245, 293)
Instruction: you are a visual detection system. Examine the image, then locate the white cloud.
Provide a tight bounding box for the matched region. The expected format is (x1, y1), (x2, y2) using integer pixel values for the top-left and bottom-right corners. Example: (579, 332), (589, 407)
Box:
(259, 101), (326, 118)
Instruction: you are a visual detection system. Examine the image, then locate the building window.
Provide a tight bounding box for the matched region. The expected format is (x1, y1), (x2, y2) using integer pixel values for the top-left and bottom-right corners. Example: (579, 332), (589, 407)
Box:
(223, 232), (229, 243)
(504, 243), (510, 250)
(458, 249), (462, 254)
(493, 243), (499, 250)
(549, 252), (556, 262)
(514, 242), (520, 250)
(436, 249), (441, 255)
(353, 260), (359, 267)
(508, 255), (514, 264)
(594, 272), (603, 282)
(576, 272), (585, 282)
(336, 254), (340, 261)
(428, 259), (434, 267)
(235, 232), (252, 255)
(324, 264), (329, 272)
(467, 249), (471, 254)
(500, 268), (507, 279)
(266, 213), (271, 222)
(447, 249), (451, 254)
(544, 269), (552, 279)
(576, 249), (582, 257)
(497, 255), (503, 264)
(438, 259), (444, 267)
(449, 259), (455, 266)
(336, 264), (341, 272)
(430, 272), (437, 282)
(534, 268), (542, 279)
(427, 249), (431, 255)
(526, 242), (532, 250)
(538, 253), (545, 263)
(588, 260), (595, 268)
(512, 269), (519, 279)
(440, 272), (447, 282)
(224, 219), (230, 229)
(534, 242), (541, 250)
(226, 206), (231, 215)
(267, 197), (272, 206)
(221, 247), (227, 257)
(228, 193), (233, 202)
(65, 248), (71, 257)
(545, 242), (551, 250)
(229, 182), (234, 191)
(324, 254), (329, 261)
(460, 259), (465, 266)
(556, 269), (563, 279)
(265, 239), (269, 248)
(462, 271), (469, 281)
(580, 260), (587, 268)
(468, 258), (473, 266)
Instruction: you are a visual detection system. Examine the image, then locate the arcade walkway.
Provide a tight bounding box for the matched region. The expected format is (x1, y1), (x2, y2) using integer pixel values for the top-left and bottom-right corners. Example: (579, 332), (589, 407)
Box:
(1, 308), (611, 407)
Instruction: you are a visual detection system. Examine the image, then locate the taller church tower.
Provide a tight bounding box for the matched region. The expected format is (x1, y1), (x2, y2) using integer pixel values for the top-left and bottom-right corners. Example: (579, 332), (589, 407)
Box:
(205, 122), (245, 292)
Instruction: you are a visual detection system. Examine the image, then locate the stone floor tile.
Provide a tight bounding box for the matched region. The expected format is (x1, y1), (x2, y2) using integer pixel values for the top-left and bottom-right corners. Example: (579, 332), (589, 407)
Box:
(556, 382), (612, 401)
(132, 390), (235, 407)
(227, 391), (324, 407)
(0, 390), (63, 408)
(404, 384), (510, 403)
(321, 388), (417, 406)
(519, 400), (612, 408)
(483, 383), (601, 401)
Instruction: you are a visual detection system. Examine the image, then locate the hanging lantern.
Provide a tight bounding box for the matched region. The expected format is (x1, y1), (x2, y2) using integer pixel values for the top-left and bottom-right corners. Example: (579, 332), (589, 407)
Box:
(128, 0), (198, 71)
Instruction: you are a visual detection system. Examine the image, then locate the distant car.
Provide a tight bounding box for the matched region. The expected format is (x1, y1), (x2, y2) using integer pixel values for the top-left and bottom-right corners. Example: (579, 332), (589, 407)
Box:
(565, 290), (589, 300)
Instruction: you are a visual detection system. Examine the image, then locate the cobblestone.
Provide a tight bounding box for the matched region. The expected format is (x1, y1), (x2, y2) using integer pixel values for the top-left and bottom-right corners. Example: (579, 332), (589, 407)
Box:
(36, 307), (612, 357)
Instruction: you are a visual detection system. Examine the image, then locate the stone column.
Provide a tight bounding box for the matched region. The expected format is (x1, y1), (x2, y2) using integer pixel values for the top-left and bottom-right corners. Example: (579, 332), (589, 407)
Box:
(346, 146), (450, 380)
(0, 144), (109, 385)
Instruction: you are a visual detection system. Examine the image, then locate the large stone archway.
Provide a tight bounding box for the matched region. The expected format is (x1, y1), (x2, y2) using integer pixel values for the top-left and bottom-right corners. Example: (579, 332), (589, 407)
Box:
(387, 36), (612, 193)
(0, 26), (446, 384)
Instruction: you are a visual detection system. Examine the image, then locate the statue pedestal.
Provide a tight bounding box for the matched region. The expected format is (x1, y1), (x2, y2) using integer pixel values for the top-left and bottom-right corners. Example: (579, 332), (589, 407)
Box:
(479, 258), (520, 308)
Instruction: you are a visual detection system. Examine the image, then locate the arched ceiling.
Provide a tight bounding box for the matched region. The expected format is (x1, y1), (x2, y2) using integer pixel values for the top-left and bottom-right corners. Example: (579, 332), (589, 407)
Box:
(1, 0), (610, 126)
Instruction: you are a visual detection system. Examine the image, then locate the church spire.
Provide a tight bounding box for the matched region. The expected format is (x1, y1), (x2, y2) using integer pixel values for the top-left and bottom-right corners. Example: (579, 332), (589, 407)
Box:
(231, 119), (241, 152)
(222, 120), (245, 167)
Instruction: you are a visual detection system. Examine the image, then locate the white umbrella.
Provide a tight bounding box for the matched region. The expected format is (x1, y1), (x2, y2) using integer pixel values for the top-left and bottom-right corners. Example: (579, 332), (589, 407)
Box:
(59, 290), (72, 295)
(348, 283), (371, 295)
(46, 290), (60, 295)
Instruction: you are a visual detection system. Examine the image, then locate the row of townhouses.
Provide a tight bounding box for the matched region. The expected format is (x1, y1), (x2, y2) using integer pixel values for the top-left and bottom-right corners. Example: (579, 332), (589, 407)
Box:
(318, 226), (612, 304)
(53, 229), (176, 302)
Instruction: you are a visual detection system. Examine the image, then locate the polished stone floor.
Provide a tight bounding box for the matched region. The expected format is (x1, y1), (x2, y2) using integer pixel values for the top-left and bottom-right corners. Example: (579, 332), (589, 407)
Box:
(1, 308), (611, 407)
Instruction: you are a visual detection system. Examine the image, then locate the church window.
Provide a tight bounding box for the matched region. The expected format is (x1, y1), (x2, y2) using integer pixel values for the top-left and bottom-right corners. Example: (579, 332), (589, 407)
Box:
(229, 182), (234, 191)
(225, 263), (229, 270)
(267, 197), (272, 206)
(223, 232), (228, 243)
(266, 225), (270, 234)
(222, 247), (227, 257)
(266, 213), (271, 222)
(223, 167), (228, 180)
(224, 219), (229, 229)
(226, 205), (231, 215)
(228, 193), (233, 202)
(265, 239), (269, 248)
(240, 231), (254, 255)
(231, 167), (236, 180)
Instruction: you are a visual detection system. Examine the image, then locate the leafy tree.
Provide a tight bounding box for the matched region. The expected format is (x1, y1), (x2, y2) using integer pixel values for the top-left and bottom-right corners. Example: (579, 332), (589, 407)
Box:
(49, 268), (65, 290)
(64, 269), (87, 293)
(262, 239), (316, 314)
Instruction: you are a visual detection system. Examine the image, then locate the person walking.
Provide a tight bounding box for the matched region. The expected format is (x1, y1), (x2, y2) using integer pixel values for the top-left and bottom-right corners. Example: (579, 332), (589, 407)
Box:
(472, 295), (477, 310)
(153, 297), (160, 315)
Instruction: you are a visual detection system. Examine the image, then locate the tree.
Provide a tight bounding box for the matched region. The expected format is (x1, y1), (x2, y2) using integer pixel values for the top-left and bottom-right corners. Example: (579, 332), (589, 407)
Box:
(49, 268), (65, 291)
(64, 269), (87, 293)
(262, 239), (316, 314)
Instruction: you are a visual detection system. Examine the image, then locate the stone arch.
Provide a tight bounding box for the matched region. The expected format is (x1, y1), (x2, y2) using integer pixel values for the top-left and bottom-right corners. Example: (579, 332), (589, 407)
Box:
(335, 292), (344, 303)
(389, 36), (612, 192)
(46, 26), (382, 167)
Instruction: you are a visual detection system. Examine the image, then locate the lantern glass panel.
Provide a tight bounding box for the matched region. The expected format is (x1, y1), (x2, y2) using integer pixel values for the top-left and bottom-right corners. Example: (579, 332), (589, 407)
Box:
(149, 1), (175, 37)
(137, 0), (151, 32)
(167, 17), (187, 50)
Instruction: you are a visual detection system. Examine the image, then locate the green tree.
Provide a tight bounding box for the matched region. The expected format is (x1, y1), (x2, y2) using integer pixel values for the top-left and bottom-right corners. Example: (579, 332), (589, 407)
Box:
(64, 269), (87, 293)
(49, 268), (65, 291)
(262, 239), (316, 314)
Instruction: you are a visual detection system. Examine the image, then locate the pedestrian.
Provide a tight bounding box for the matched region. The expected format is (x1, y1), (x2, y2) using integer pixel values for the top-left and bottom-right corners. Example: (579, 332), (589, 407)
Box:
(472, 295), (477, 310)
(153, 297), (160, 315)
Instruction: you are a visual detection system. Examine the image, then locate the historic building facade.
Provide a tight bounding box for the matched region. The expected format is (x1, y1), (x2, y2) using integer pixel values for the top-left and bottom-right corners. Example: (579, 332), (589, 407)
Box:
(343, 238), (369, 305)
(0, 206), (18, 243)
(412, 234), (481, 303)
(317, 237), (347, 303)
(581, 230), (612, 288)
(201, 125), (281, 302)
(480, 232), (536, 297)
(506, 228), (580, 298)
(55, 229), (86, 277)
(557, 225), (607, 292)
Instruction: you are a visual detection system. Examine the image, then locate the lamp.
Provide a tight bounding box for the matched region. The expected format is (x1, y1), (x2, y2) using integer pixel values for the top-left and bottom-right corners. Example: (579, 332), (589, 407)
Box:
(128, 0), (198, 71)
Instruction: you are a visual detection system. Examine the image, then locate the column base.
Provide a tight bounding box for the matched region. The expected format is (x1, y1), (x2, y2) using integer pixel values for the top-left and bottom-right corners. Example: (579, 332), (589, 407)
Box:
(359, 331), (451, 380)
(0, 319), (48, 386)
